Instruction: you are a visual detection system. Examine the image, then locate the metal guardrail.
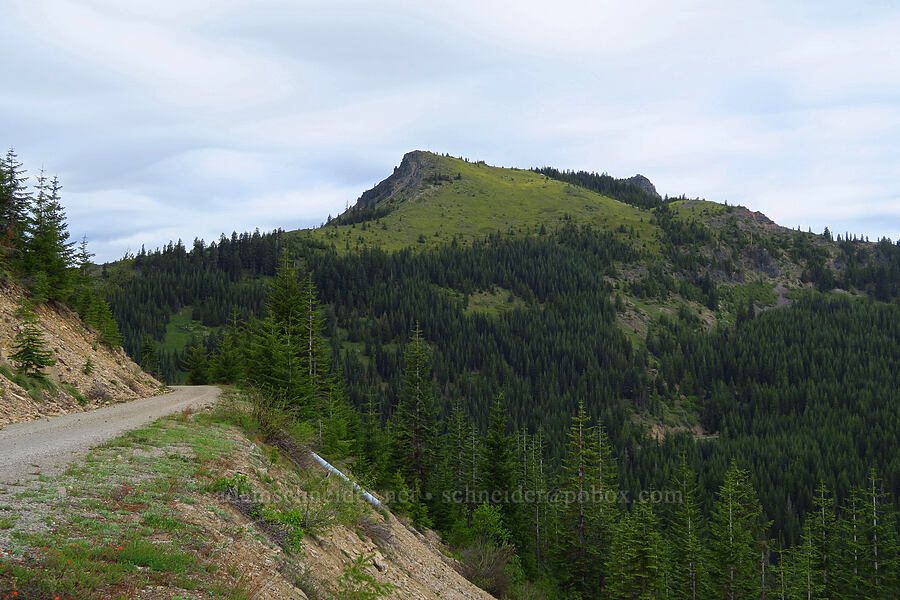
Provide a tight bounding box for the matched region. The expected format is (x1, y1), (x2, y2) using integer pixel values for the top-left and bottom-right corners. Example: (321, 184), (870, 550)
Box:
(309, 450), (383, 509)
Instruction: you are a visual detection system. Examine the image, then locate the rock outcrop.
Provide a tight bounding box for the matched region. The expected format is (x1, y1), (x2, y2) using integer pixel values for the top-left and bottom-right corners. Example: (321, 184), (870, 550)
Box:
(622, 173), (661, 198)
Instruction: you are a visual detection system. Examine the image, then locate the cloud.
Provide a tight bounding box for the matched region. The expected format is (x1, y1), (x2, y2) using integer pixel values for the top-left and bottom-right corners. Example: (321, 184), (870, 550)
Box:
(1, 0), (899, 260)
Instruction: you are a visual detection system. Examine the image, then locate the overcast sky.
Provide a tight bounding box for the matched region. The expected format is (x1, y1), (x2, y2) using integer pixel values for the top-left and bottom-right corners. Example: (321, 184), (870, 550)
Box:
(2, 0), (899, 261)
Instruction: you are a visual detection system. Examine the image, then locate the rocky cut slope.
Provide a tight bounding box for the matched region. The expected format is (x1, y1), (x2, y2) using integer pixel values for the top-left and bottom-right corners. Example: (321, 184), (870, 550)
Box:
(0, 394), (498, 599)
(0, 279), (162, 424)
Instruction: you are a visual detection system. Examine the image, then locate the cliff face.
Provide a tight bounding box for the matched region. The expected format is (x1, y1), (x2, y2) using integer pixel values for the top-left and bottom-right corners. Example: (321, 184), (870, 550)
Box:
(622, 173), (660, 198)
(0, 280), (162, 424)
(354, 150), (434, 210)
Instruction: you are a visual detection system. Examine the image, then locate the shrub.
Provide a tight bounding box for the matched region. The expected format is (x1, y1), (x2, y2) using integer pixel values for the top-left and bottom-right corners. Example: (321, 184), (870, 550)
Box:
(63, 383), (87, 406)
(459, 541), (516, 597)
(336, 552), (395, 600)
(208, 473), (252, 497)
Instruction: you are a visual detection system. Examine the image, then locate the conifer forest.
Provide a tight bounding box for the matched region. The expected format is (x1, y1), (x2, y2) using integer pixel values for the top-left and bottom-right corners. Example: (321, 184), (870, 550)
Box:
(4, 147), (900, 599)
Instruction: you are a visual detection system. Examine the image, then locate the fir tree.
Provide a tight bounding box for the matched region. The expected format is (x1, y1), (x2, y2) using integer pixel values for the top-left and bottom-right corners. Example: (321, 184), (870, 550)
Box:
(438, 398), (472, 527)
(667, 456), (705, 600)
(860, 469), (899, 598)
(834, 487), (866, 599)
(138, 336), (159, 377)
(254, 253), (307, 399)
(526, 425), (549, 566)
(209, 310), (245, 383)
(392, 324), (437, 492)
(557, 401), (613, 597)
(0, 147), (30, 254)
(606, 500), (665, 600)
(810, 481), (837, 598)
(24, 172), (73, 299)
(707, 461), (765, 600)
(298, 271), (339, 424)
(356, 393), (388, 484)
(480, 394), (525, 555)
(10, 301), (55, 377)
(183, 344), (209, 385)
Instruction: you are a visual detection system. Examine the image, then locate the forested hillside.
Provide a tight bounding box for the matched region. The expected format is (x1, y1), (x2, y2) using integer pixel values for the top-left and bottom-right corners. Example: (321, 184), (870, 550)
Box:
(1, 148), (159, 421)
(102, 151), (900, 598)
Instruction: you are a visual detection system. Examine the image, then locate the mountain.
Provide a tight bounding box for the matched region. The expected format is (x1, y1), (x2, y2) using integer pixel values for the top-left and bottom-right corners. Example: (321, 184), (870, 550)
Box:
(105, 150), (900, 551)
(316, 150), (658, 251)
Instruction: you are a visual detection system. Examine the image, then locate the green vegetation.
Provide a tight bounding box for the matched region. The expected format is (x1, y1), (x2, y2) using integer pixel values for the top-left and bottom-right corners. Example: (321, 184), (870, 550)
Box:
(0, 360), (58, 403)
(83, 149), (900, 598)
(0, 413), (242, 598)
(336, 552), (395, 600)
(1, 147), (123, 348)
(161, 306), (217, 352)
(8, 300), (55, 377)
(310, 152), (660, 253)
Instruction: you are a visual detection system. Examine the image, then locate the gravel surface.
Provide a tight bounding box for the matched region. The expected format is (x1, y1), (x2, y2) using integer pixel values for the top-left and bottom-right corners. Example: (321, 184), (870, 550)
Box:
(0, 385), (220, 485)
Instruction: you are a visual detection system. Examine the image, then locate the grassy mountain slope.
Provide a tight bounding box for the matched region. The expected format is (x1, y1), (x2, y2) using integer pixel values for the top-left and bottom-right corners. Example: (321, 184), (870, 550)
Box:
(299, 151), (831, 346)
(305, 151), (660, 252)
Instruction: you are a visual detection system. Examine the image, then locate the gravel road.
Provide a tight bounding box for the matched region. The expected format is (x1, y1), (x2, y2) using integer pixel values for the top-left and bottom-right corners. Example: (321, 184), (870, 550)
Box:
(0, 385), (220, 484)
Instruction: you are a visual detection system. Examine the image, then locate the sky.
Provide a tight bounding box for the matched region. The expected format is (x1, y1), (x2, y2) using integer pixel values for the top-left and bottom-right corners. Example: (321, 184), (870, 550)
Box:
(1, 0), (899, 261)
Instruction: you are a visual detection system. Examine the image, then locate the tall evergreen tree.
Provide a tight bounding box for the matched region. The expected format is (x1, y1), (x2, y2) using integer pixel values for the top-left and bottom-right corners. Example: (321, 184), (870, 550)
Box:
(356, 393), (388, 484)
(209, 310), (245, 384)
(606, 500), (666, 600)
(810, 481), (837, 598)
(480, 394), (527, 556)
(667, 456), (705, 600)
(298, 271), (341, 428)
(526, 425), (550, 567)
(392, 324), (437, 491)
(183, 344), (209, 385)
(707, 461), (766, 600)
(0, 148), (30, 255)
(834, 487), (867, 599)
(246, 253), (313, 405)
(557, 401), (617, 596)
(439, 399), (473, 527)
(858, 469), (899, 599)
(24, 172), (73, 299)
(783, 521), (823, 600)
(138, 336), (159, 377)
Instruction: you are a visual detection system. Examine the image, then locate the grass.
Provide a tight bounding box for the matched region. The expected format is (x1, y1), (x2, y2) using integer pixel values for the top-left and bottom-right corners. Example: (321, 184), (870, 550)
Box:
(0, 365), (57, 403)
(438, 285), (526, 317)
(463, 287), (525, 317)
(717, 279), (779, 327)
(302, 152), (662, 254)
(159, 306), (218, 353)
(1, 392), (379, 598)
(668, 198), (730, 220)
(0, 409), (244, 599)
(63, 383), (88, 406)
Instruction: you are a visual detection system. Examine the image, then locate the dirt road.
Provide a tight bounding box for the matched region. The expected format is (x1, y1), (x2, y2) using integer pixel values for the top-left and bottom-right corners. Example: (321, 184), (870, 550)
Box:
(0, 385), (219, 484)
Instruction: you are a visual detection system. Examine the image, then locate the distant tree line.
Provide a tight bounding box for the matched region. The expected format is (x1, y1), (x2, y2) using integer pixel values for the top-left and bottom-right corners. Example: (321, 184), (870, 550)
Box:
(533, 166), (667, 210)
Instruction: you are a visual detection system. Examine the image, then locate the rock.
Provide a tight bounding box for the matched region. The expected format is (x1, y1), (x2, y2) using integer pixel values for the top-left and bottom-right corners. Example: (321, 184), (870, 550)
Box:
(622, 174), (661, 198)
(87, 380), (109, 400)
(372, 555), (387, 572)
